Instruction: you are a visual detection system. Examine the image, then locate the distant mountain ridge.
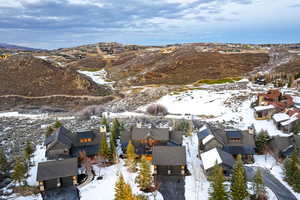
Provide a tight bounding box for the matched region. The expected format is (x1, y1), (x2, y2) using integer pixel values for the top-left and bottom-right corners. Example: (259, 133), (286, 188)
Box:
(0, 43), (44, 51)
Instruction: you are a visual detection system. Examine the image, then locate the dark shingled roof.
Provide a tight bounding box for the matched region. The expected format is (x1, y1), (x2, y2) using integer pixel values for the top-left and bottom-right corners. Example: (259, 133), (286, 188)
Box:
(223, 146), (255, 155)
(170, 131), (183, 145)
(197, 126), (212, 141)
(269, 136), (291, 152)
(216, 148), (235, 169)
(131, 128), (169, 141)
(152, 146), (186, 166)
(45, 126), (74, 150)
(37, 158), (78, 181)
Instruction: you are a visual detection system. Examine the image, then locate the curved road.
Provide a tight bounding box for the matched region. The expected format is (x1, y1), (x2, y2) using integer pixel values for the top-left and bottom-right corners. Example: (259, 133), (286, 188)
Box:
(245, 166), (297, 200)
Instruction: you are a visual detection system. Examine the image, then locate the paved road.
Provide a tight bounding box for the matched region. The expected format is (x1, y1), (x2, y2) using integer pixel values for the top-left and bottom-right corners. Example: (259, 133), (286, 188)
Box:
(245, 166), (297, 200)
(155, 175), (185, 200)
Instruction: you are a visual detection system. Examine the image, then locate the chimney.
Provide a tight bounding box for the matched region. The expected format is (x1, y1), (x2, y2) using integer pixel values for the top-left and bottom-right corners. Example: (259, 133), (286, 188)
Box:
(100, 125), (107, 133)
(136, 121), (142, 128)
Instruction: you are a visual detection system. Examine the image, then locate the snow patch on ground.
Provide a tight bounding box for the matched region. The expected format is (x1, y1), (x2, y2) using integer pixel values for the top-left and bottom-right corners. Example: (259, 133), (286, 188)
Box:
(77, 69), (114, 86)
(80, 160), (163, 200)
(27, 145), (46, 186)
(0, 112), (48, 119)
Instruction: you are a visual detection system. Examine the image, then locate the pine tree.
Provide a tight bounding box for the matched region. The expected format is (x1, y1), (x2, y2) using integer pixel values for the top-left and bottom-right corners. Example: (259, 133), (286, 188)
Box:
(11, 159), (27, 185)
(209, 165), (228, 200)
(24, 141), (34, 166)
(109, 136), (118, 163)
(101, 116), (109, 131)
(45, 126), (54, 137)
(115, 174), (126, 200)
(230, 155), (249, 200)
(53, 120), (62, 128)
(99, 132), (109, 160)
(135, 155), (153, 191)
(123, 182), (135, 200)
(255, 130), (270, 154)
(110, 123), (118, 147)
(112, 118), (121, 137)
(283, 150), (300, 191)
(0, 148), (8, 175)
(126, 140), (137, 172)
(252, 169), (266, 199)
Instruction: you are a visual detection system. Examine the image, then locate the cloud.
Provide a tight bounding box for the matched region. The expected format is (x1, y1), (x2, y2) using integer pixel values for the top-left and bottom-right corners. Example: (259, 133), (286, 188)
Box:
(0, 0), (298, 49)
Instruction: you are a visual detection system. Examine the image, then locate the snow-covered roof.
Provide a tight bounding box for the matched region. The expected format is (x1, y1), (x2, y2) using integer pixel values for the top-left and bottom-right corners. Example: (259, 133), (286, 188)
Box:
(272, 113), (290, 123)
(200, 148), (222, 170)
(202, 134), (215, 145)
(281, 115), (299, 126)
(254, 105), (275, 112)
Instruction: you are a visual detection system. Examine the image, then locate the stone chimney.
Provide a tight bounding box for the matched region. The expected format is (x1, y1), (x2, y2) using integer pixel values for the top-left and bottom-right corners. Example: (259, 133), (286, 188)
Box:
(100, 124), (107, 133)
(136, 121), (142, 128)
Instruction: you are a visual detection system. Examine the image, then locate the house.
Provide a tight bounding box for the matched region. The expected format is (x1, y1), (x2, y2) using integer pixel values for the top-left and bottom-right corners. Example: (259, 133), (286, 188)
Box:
(152, 146), (187, 176)
(121, 124), (183, 159)
(197, 126), (255, 163)
(272, 113), (290, 129)
(37, 158), (78, 191)
(269, 135), (300, 160)
(200, 148), (235, 176)
(254, 89), (294, 120)
(197, 125), (223, 153)
(254, 105), (276, 120)
(280, 113), (300, 134)
(45, 126), (101, 160)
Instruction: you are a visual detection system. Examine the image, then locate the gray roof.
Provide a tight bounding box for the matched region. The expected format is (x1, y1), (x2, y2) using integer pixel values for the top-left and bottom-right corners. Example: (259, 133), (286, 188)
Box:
(217, 148), (235, 169)
(293, 135), (300, 148)
(131, 128), (169, 141)
(170, 131), (183, 145)
(37, 158), (78, 181)
(152, 146), (186, 166)
(46, 126), (74, 150)
(269, 136), (291, 152)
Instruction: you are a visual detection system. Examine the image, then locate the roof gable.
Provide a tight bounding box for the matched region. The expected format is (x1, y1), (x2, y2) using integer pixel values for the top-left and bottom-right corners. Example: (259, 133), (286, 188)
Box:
(152, 146), (186, 166)
(37, 158), (78, 181)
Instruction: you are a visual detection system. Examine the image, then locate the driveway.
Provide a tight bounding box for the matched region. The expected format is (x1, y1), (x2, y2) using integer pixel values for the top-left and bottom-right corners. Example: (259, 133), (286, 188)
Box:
(245, 166), (297, 200)
(155, 175), (185, 200)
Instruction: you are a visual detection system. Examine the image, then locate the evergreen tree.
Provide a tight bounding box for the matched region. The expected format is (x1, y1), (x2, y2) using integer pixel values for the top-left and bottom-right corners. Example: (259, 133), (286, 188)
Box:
(24, 141), (34, 166)
(115, 174), (126, 200)
(230, 155), (249, 200)
(252, 169), (266, 199)
(283, 150), (300, 191)
(99, 132), (109, 160)
(45, 126), (54, 137)
(101, 116), (109, 131)
(110, 123), (118, 147)
(109, 136), (118, 163)
(0, 148), (8, 175)
(126, 140), (137, 172)
(53, 120), (62, 129)
(209, 165), (228, 200)
(255, 130), (270, 154)
(135, 155), (153, 191)
(123, 182), (135, 200)
(11, 159), (27, 185)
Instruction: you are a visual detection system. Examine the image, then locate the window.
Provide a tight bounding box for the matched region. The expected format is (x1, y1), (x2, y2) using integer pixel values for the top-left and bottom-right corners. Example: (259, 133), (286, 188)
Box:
(230, 138), (240, 142)
(80, 138), (91, 143)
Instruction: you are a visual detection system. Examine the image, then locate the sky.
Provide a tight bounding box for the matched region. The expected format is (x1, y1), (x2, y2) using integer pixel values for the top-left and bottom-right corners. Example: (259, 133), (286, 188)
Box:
(0, 0), (299, 49)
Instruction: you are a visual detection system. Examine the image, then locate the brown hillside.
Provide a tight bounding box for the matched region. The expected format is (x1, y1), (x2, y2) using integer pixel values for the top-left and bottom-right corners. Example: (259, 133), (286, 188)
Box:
(0, 55), (111, 96)
(67, 56), (107, 69)
(275, 55), (300, 73)
(107, 46), (269, 86)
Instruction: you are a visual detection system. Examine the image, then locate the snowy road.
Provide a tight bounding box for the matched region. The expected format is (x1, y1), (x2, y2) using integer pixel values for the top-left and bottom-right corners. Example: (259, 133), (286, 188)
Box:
(245, 167), (297, 200)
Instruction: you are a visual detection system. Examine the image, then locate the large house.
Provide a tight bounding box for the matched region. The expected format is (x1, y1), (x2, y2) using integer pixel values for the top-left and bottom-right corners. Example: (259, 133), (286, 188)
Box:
(198, 125), (255, 163)
(269, 135), (300, 160)
(254, 89), (294, 120)
(200, 147), (235, 176)
(37, 158), (78, 191)
(152, 146), (187, 176)
(121, 123), (183, 160)
(45, 126), (101, 160)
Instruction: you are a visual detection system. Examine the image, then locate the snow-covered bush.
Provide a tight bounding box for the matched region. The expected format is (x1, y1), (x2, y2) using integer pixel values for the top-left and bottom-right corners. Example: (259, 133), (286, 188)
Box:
(146, 104), (168, 116)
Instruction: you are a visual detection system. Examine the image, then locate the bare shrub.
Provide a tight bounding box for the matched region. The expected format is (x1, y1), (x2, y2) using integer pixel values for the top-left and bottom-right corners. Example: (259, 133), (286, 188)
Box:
(146, 104), (168, 116)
